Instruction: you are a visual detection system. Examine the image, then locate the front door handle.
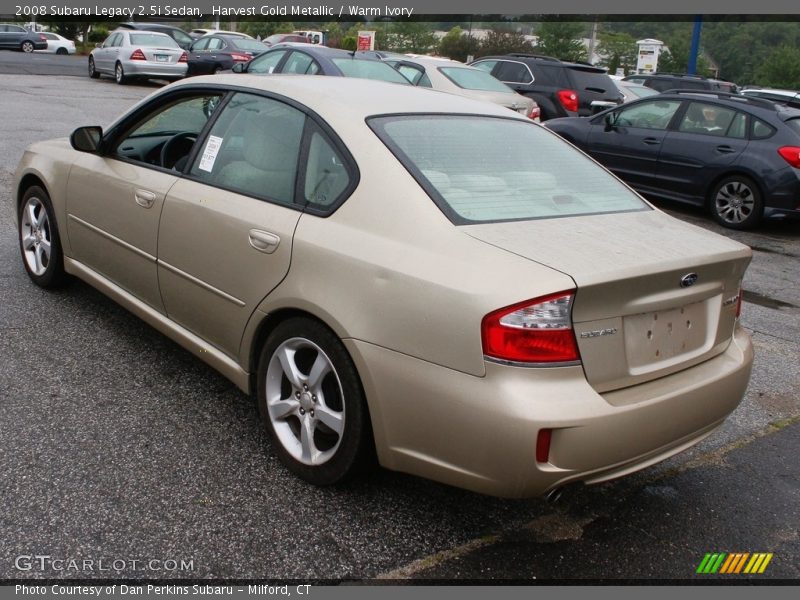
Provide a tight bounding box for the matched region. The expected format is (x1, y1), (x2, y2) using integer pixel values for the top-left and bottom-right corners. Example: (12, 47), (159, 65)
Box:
(249, 229), (280, 254)
(642, 137), (661, 145)
(134, 189), (156, 209)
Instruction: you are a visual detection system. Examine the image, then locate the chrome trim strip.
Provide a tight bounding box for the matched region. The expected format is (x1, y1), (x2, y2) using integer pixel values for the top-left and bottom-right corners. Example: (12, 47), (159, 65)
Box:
(158, 259), (246, 308)
(64, 257), (250, 392)
(484, 356), (582, 368)
(68, 214), (156, 263)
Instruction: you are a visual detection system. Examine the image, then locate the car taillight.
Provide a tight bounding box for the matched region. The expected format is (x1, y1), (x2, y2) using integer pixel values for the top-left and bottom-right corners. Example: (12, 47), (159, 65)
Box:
(777, 146), (800, 168)
(557, 89), (579, 113)
(179, 51), (188, 63)
(528, 105), (541, 120)
(39, 34), (47, 41)
(231, 53), (251, 62)
(130, 49), (146, 61)
(481, 291), (580, 364)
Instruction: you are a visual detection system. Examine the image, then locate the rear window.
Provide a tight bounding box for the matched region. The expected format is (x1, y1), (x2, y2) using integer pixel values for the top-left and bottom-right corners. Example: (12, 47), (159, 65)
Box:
(129, 33), (179, 48)
(567, 68), (615, 94)
(332, 59), (410, 84)
(369, 115), (648, 224)
(439, 67), (512, 92)
(781, 118), (800, 136)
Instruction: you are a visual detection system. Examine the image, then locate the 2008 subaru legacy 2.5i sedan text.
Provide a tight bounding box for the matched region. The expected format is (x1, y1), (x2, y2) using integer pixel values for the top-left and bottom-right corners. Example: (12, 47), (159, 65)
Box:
(14, 75), (754, 498)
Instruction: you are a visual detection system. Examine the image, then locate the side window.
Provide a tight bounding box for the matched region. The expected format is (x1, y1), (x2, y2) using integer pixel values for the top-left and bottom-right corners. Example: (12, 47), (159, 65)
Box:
(191, 38), (209, 51)
(614, 100), (681, 130)
(678, 102), (737, 136)
(43, 33), (58, 40)
(495, 61), (533, 84)
(189, 93), (305, 206)
(114, 94), (223, 169)
(303, 125), (352, 210)
(283, 52), (317, 74)
(752, 118), (775, 139)
(207, 37), (224, 50)
(418, 73), (433, 88)
(396, 64), (425, 85)
(247, 50), (287, 74)
(727, 112), (747, 139)
(471, 60), (497, 74)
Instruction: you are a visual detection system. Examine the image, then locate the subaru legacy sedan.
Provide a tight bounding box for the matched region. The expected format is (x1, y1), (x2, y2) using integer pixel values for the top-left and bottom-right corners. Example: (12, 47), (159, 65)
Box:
(14, 76), (753, 498)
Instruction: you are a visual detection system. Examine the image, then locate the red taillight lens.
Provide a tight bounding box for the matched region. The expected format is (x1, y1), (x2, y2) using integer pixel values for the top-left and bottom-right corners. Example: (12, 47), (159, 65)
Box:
(528, 105), (541, 120)
(777, 146), (800, 168)
(39, 34), (47, 41)
(130, 48), (146, 61)
(557, 89), (579, 113)
(179, 51), (188, 63)
(481, 291), (580, 364)
(230, 53), (251, 62)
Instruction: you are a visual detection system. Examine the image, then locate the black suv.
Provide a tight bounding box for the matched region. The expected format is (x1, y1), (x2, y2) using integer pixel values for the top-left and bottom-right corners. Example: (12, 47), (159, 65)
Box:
(118, 22), (194, 50)
(469, 54), (623, 121)
(623, 73), (738, 94)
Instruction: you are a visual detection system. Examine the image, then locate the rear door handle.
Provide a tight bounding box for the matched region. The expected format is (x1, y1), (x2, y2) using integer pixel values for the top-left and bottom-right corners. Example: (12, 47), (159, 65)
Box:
(716, 145), (736, 153)
(134, 189), (156, 209)
(642, 137), (661, 145)
(249, 229), (280, 254)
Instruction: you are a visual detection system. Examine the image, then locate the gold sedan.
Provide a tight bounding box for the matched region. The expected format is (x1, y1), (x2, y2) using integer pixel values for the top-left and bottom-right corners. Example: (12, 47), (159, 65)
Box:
(14, 75), (753, 497)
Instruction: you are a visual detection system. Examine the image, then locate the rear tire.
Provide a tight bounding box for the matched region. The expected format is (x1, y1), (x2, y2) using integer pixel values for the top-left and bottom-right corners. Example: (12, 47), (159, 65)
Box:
(21, 41), (34, 53)
(18, 186), (69, 288)
(709, 175), (764, 230)
(257, 317), (375, 486)
(115, 62), (127, 85)
(56, 47), (68, 55)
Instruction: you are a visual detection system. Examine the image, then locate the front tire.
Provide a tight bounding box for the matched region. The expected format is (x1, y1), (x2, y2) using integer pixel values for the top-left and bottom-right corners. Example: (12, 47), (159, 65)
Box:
(21, 41), (34, 53)
(257, 317), (375, 486)
(88, 57), (99, 78)
(18, 186), (68, 288)
(115, 62), (127, 85)
(709, 175), (763, 230)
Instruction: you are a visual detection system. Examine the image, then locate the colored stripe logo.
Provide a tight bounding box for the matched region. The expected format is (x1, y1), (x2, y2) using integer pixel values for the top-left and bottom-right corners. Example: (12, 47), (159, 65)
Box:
(697, 553), (773, 574)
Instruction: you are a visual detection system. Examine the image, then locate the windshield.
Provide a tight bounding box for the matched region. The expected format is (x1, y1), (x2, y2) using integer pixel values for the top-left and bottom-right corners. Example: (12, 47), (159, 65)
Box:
(129, 33), (179, 48)
(439, 67), (512, 92)
(331, 59), (411, 84)
(370, 115), (648, 224)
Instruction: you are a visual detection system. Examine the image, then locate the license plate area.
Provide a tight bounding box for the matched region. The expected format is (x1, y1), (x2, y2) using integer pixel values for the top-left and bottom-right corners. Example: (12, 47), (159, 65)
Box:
(155, 54), (168, 62)
(624, 300), (709, 372)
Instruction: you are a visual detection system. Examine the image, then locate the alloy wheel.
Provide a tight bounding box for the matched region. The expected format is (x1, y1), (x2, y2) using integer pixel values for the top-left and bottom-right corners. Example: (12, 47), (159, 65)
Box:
(20, 196), (52, 276)
(714, 180), (755, 225)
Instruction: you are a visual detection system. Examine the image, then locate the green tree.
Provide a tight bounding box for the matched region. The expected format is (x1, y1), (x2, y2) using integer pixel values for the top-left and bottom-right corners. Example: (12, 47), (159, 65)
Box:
(596, 31), (637, 75)
(383, 22), (437, 54)
(534, 21), (587, 62)
(239, 21), (295, 40)
(438, 26), (471, 62)
(756, 45), (800, 88)
(657, 36), (712, 77)
(477, 29), (533, 57)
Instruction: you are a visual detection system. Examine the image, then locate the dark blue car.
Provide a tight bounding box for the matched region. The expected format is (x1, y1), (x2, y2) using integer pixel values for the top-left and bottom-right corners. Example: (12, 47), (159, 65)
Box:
(545, 90), (800, 229)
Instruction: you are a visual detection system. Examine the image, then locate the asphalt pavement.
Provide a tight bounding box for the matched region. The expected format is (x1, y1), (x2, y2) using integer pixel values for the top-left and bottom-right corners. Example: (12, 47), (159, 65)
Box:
(0, 58), (798, 583)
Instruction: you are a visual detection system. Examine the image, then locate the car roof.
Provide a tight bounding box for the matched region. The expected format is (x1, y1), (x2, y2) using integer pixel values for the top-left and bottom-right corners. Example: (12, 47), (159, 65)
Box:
(641, 90), (800, 118)
(168, 74), (526, 120)
(113, 28), (172, 39)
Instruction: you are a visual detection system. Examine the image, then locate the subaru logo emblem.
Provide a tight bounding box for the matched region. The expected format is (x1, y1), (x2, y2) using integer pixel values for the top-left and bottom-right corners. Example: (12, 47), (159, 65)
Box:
(680, 273), (698, 288)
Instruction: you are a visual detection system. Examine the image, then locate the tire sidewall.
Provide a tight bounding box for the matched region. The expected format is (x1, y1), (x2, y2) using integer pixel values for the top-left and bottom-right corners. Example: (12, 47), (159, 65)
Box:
(115, 62), (125, 84)
(18, 185), (67, 288)
(256, 317), (373, 486)
(709, 175), (764, 230)
(22, 41), (34, 53)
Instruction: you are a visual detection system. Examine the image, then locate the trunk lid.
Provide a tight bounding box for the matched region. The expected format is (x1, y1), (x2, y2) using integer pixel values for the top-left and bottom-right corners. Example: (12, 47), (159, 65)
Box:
(463, 210), (751, 393)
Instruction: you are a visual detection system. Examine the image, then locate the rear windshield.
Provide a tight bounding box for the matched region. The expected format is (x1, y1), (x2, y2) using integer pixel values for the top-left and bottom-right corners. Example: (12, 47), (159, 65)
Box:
(783, 118), (800, 136)
(568, 69), (615, 94)
(439, 67), (512, 92)
(369, 115), (648, 224)
(332, 59), (411, 84)
(129, 33), (179, 48)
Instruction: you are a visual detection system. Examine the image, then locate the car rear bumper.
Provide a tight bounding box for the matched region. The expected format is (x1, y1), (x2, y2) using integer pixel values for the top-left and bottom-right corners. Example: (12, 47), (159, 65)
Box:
(123, 61), (187, 78)
(346, 325), (753, 498)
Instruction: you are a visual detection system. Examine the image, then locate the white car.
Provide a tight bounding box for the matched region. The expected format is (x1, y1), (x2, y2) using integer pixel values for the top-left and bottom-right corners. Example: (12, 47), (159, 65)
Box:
(36, 32), (76, 55)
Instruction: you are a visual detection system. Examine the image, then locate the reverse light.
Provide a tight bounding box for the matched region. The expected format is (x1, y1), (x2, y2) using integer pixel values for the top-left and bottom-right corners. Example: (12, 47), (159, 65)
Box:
(179, 51), (188, 63)
(130, 48), (146, 61)
(557, 89), (579, 113)
(481, 291), (581, 364)
(777, 146), (800, 168)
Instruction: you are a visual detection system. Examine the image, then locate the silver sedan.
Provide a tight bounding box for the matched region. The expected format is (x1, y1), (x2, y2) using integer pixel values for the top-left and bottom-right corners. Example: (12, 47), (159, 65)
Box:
(89, 29), (188, 84)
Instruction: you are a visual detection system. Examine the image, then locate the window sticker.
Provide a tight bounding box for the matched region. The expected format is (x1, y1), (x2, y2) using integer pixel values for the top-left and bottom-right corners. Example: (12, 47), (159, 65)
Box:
(198, 135), (223, 173)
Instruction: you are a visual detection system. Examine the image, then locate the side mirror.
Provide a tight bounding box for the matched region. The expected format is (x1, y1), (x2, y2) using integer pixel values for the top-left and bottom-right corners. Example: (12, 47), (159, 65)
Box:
(604, 113), (617, 131)
(232, 62), (246, 73)
(70, 126), (103, 153)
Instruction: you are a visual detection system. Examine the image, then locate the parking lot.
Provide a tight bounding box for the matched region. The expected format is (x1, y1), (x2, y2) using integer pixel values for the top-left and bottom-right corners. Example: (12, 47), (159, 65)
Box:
(0, 55), (799, 581)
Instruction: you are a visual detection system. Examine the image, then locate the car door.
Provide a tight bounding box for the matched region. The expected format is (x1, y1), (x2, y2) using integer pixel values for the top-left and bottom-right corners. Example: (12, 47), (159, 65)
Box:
(95, 32), (121, 73)
(585, 98), (682, 190)
(65, 91), (223, 311)
(0, 24), (24, 48)
(657, 101), (749, 201)
(156, 92), (308, 357)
